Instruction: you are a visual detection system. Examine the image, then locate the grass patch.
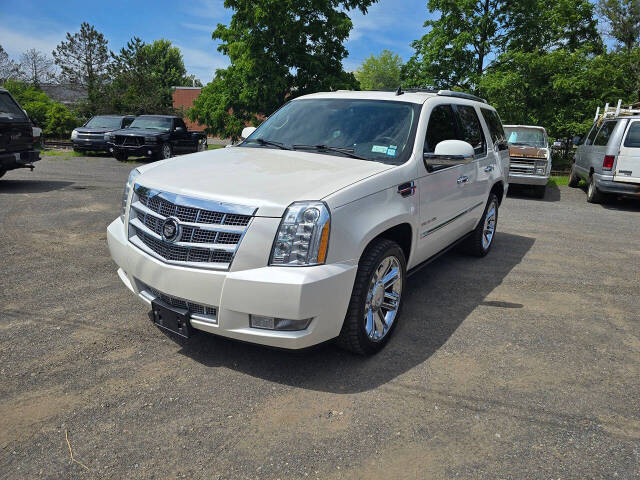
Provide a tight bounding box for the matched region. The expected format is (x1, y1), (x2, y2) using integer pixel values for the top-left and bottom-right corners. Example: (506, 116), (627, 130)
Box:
(43, 149), (82, 157)
(549, 175), (569, 186)
(208, 144), (225, 150)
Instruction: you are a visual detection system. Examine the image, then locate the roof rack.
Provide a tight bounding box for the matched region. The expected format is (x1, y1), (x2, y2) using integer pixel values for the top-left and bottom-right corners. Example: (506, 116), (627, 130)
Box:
(595, 99), (640, 123)
(436, 89), (488, 104)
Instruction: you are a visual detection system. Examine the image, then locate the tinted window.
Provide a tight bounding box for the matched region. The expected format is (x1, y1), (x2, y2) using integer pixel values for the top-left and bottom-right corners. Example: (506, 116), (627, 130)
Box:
(424, 104), (458, 153)
(623, 122), (640, 148)
(129, 117), (172, 131)
(85, 116), (123, 129)
(0, 92), (27, 121)
(122, 117), (134, 127)
(593, 121), (617, 146)
(456, 105), (486, 155)
(176, 118), (187, 130)
(480, 108), (506, 146)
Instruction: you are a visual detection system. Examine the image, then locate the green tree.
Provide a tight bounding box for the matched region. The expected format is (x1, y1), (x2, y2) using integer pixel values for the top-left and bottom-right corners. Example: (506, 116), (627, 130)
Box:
(104, 38), (188, 114)
(52, 22), (110, 114)
(598, 0), (640, 52)
(190, 0), (375, 140)
(4, 79), (80, 136)
(355, 50), (402, 90)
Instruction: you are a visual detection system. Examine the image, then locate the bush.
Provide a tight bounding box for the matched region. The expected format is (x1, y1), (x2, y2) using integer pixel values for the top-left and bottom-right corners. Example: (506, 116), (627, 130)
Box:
(3, 79), (81, 137)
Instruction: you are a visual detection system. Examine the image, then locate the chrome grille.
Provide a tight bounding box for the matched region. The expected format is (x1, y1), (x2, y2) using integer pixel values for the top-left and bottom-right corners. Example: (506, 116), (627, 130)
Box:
(509, 157), (536, 175)
(128, 184), (256, 270)
(140, 283), (217, 322)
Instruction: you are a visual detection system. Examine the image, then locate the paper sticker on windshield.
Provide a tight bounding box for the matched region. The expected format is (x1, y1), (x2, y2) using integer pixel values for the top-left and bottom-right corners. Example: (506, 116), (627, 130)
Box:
(372, 145), (388, 154)
(386, 147), (397, 156)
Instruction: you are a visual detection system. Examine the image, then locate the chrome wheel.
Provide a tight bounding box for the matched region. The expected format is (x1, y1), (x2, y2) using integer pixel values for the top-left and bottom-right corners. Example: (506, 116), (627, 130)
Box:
(482, 200), (497, 250)
(197, 140), (206, 152)
(364, 255), (402, 342)
(161, 143), (172, 159)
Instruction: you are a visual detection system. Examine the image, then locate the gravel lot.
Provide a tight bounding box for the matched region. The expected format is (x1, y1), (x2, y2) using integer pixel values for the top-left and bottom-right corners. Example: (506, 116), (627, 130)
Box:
(1, 154), (639, 479)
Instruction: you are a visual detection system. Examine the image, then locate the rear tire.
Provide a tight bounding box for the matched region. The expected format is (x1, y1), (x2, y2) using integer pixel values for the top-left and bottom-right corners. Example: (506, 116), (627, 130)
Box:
(0, 169), (6, 179)
(114, 151), (128, 162)
(337, 238), (406, 355)
(197, 139), (207, 152)
(462, 193), (499, 257)
(586, 175), (603, 203)
(568, 165), (580, 187)
(160, 143), (172, 160)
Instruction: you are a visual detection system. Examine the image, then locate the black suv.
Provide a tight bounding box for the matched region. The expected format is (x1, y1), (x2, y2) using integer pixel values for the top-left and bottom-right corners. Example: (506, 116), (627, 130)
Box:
(106, 115), (207, 161)
(0, 88), (40, 179)
(71, 115), (135, 153)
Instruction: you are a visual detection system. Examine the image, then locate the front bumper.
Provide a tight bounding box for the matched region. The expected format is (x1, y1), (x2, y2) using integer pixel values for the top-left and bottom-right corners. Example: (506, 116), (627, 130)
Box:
(594, 173), (640, 197)
(508, 173), (549, 186)
(72, 139), (108, 151)
(0, 149), (40, 170)
(108, 142), (160, 156)
(107, 218), (357, 349)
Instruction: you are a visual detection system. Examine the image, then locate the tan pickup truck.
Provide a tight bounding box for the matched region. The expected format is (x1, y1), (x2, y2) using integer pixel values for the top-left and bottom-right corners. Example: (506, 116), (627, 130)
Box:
(504, 125), (551, 198)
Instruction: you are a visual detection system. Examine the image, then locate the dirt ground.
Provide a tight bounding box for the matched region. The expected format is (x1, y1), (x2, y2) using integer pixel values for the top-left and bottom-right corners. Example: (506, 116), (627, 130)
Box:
(1, 155), (639, 479)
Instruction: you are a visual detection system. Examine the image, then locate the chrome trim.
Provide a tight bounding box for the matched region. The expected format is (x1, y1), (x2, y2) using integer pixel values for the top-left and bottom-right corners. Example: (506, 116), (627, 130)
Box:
(421, 201), (484, 238)
(134, 184), (257, 216)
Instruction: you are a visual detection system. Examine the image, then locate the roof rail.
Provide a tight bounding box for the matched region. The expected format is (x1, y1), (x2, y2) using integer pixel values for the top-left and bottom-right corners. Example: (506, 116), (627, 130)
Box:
(437, 90), (488, 104)
(595, 99), (640, 123)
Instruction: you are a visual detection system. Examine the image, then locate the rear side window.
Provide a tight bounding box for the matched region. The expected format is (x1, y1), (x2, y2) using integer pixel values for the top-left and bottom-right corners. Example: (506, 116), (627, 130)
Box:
(424, 104), (458, 153)
(455, 105), (486, 155)
(480, 108), (506, 147)
(0, 92), (27, 121)
(623, 122), (640, 148)
(585, 124), (598, 145)
(593, 121), (617, 146)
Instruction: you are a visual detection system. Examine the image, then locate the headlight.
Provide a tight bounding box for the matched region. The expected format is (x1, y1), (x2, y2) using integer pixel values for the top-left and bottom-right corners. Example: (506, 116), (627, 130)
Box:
(121, 168), (141, 222)
(535, 160), (547, 175)
(105, 133), (114, 141)
(71, 129), (78, 140)
(144, 136), (158, 143)
(269, 201), (330, 266)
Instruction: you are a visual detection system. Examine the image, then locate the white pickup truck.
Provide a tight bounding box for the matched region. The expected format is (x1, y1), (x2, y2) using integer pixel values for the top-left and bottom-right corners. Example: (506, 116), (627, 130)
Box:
(107, 89), (509, 354)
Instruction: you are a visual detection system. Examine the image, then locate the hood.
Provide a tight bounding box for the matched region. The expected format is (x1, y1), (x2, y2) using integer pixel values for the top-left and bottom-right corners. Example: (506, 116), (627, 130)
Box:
(112, 128), (169, 136)
(136, 146), (394, 217)
(508, 144), (548, 159)
(76, 127), (120, 134)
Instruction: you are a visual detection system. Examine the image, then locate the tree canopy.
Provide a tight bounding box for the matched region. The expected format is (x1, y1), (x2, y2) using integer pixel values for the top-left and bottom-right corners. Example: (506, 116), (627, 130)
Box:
(355, 50), (403, 90)
(190, 0), (375, 140)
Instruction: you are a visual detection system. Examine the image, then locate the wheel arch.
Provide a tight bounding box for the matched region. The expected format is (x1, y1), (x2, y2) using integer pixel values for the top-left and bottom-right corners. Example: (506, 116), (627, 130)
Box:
(490, 180), (505, 205)
(361, 222), (413, 266)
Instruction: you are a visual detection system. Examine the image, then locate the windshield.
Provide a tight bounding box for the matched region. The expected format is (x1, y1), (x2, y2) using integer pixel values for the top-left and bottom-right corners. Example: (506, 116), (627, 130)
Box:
(129, 117), (172, 131)
(85, 116), (124, 129)
(242, 98), (420, 164)
(504, 127), (548, 148)
(0, 92), (27, 121)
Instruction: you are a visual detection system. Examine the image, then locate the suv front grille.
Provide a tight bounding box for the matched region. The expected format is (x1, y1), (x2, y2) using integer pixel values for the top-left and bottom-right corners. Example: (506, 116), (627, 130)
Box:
(115, 135), (144, 146)
(127, 184), (256, 270)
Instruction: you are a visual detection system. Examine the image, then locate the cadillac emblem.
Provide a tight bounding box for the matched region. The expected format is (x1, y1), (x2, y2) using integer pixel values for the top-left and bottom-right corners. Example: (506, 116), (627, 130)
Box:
(161, 217), (181, 243)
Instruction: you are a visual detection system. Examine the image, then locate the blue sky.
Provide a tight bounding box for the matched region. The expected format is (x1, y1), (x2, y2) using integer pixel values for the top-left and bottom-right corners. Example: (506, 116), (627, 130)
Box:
(0, 0), (429, 83)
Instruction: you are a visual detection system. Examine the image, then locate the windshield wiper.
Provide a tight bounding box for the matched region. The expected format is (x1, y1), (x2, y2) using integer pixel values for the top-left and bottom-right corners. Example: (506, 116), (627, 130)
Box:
(245, 138), (291, 150)
(292, 144), (367, 160)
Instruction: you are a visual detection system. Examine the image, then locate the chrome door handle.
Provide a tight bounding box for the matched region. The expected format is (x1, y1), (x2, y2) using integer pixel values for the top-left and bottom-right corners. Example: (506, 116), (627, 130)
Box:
(484, 165), (494, 172)
(457, 176), (469, 184)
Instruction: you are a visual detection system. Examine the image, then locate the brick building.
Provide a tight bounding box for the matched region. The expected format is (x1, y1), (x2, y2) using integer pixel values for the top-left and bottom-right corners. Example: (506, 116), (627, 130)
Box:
(172, 86), (205, 131)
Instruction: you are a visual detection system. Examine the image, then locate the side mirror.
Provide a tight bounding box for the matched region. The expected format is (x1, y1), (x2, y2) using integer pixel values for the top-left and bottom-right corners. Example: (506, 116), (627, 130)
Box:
(241, 126), (256, 140)
(572, 135), (582, 145)
(175, 126), (184, 133)
(424, 140), (475, 168)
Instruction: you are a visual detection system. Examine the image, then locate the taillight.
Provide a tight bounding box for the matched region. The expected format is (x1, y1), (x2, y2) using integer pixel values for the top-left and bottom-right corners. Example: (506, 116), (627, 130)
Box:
(603, 155), (615, 170)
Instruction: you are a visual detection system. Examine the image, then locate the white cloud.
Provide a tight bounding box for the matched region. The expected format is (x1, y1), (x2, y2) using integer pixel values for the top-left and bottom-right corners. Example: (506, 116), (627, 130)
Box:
(0, 23), (68, 61)
(189, 0), (230, 19)
(180, 22), (216, 33)
(175, 44), (229, 83)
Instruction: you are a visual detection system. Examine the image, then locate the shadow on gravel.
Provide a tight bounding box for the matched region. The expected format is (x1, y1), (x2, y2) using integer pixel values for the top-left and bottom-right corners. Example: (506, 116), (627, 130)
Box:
(599, 196), (640, 212)
(0, 179), (73, 193)
(170, 232), (535, 393)
(507, 183), (561, 202)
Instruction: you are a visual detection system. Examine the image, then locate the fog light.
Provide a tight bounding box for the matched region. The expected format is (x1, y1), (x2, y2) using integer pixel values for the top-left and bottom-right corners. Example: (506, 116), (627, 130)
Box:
(148, 150), (153, 155)
(535, 167), (545, 175)
(250, 315), (312, 331)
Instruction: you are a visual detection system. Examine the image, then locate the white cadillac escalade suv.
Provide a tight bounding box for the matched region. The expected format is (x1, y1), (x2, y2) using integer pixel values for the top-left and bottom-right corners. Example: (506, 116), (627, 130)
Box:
(107, 89), (509, 355)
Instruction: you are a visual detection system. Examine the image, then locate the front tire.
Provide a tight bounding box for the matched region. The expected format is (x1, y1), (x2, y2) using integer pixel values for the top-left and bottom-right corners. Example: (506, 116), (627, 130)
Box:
(337, 238), (406, 355)
(568, 165), (580, 187)
(160, 143), (172, 160)
(462, 193), (499, 257)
